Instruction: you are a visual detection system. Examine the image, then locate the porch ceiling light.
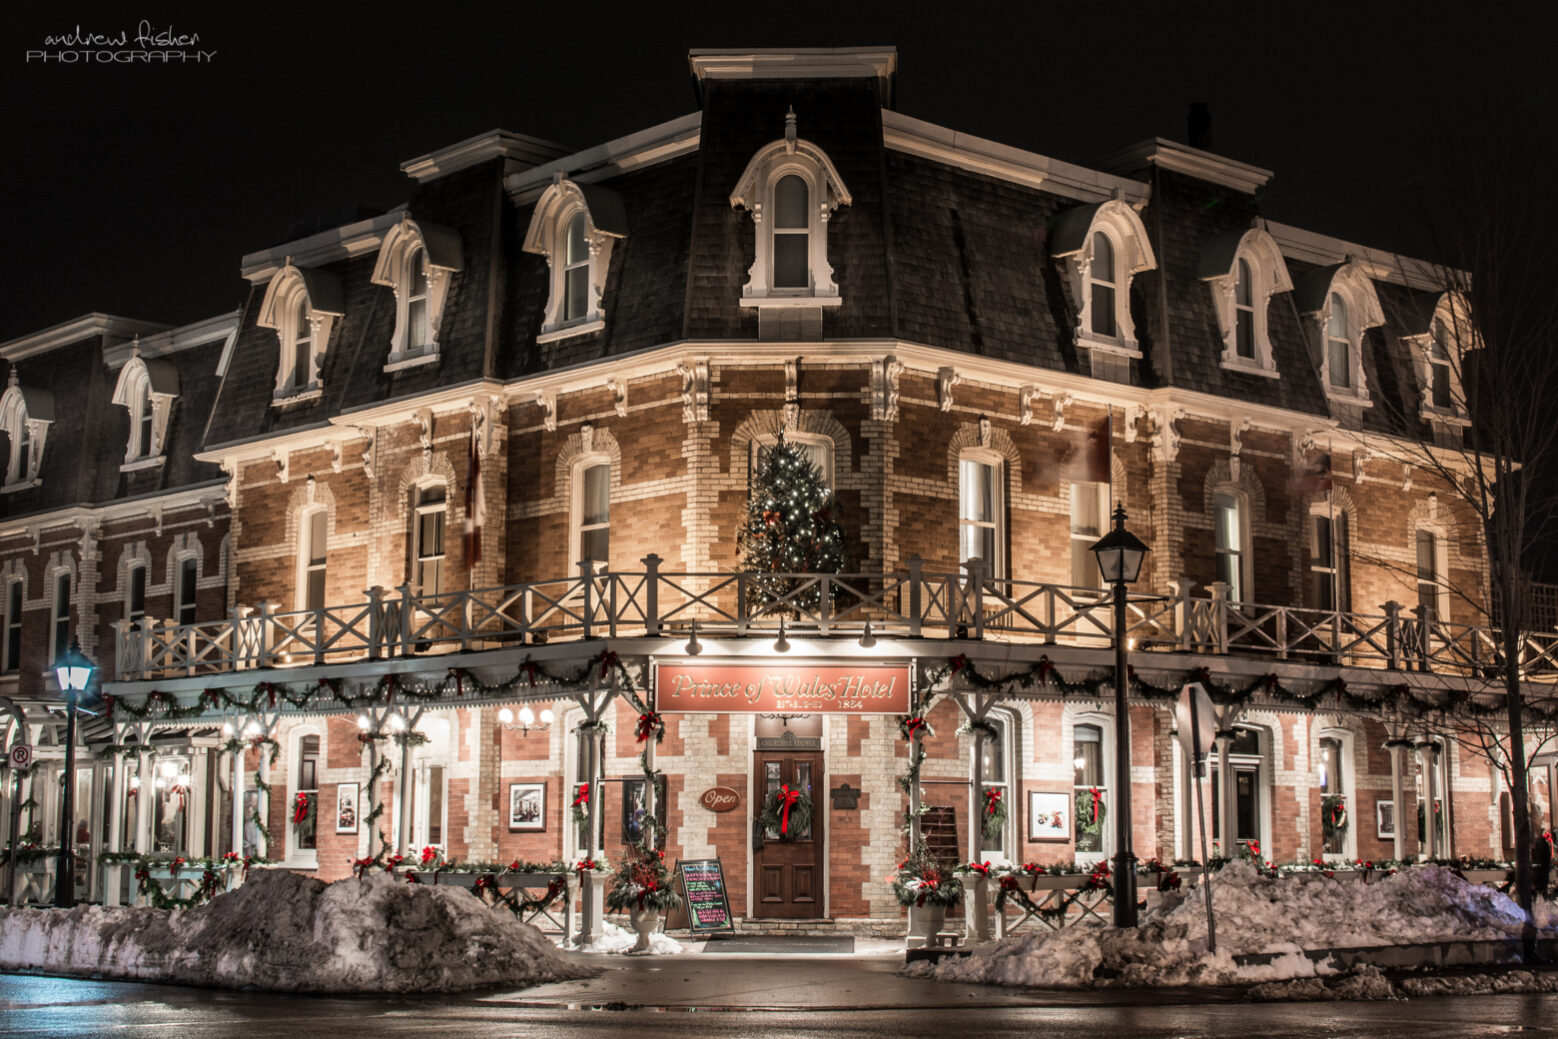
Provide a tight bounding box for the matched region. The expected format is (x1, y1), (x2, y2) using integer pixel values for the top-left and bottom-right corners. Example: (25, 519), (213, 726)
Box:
(356, 714), (370, 730)
(858, 622), (876, 649)
(243, 721), (261, 739)
(685, 619), (702, 656)
(773, 619), (791, 654)
(388, 713), (407, 733)
(498, 707), (515, 725)
(540, 708), (555, 726)
(518, 706), (536, 727)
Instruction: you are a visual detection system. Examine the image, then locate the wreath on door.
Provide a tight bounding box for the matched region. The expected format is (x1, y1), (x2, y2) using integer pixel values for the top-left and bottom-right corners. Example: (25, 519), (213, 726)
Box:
(1075, 787), (1107, 839)
(760, 784), (814, 840)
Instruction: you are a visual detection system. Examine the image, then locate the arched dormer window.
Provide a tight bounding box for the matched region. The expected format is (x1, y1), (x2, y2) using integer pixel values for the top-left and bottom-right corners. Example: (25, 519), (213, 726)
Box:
(1199, 227), (1293, 375)
(258, 263), (345, 402)
(0, 370), (53, 491)
(1051, 200), (1157, 356)
(729, 108), (852, 308)
(371, 215), (464, 371)
(111, 354), (179, 467)
(1402, 290), (1475, 427)
(1297, 263), (1383, 405)
(523, 175), (628, 343)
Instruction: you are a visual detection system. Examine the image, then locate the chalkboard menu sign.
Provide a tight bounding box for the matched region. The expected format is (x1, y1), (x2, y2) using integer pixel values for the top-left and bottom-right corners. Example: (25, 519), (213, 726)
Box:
(675, 858), (733, 933)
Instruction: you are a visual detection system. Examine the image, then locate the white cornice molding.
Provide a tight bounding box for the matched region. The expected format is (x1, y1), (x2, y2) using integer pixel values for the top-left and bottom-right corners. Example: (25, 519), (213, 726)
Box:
(688, 47), (897, 82)
(103, 309), (241, 370)
(1094, 138), (1273, 195)
(239, 210), (405, 283)
(881, 112), (1150, 206)
(1266, 221), (1455, 292)
(0, 314), (170, 362)
(0, 482), (227, 543)
(401, 130), (572, 184)
(504, 114), (703, 203)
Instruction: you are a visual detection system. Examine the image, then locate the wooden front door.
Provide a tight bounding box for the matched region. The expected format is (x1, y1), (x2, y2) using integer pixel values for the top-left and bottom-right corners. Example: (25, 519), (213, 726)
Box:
(753, 751), (823, 919)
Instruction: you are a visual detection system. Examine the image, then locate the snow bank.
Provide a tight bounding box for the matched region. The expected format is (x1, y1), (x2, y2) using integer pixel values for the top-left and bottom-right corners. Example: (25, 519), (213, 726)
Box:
(907, 862), (1552, 989)
(574, 919), (684, 955)
(0, 869), (594, 993)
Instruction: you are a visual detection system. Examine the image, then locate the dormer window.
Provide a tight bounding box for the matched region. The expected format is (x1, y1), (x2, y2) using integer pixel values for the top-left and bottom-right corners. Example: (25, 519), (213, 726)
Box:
(1403, 290), (1474, 430)
(1052, 200), (1157, 356)
(371, 215), (463, 370)
(0, 371), (53, 491)
(730, 109), (852, 309)
(523, 176), (628, 343)
(259, 263), (344, 402)
(1200, 227), (1292, 376)
(111, 354), (179, 468)
(1299, 262), (1383, 405)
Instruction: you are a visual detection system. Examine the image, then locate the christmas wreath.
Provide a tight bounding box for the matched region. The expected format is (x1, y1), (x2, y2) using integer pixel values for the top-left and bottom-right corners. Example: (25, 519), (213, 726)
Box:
(1075, 787), (1107, 839)
(292, 791), (315, 841)
(1321, 794), (1349, 843)
(760, 783), (813, 840)
(571, 784), (591, 828)
(981, 787), (1007, 844)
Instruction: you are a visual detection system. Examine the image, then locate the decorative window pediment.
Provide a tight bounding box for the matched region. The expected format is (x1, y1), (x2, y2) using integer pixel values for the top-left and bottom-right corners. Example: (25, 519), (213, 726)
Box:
(1199, 227), (1292, 376)
(371, 215), (464, 371)
(258, 263), (345, 403)
(729, 108), (852, 308)
(1051, 200), (1156, 356)
(1401, 290), (1475, 428)
(0, 370), (53, 491)
(523, 175), (628, 343)
(111, 353), (179, 467)
(1296, 262), (1383, 405)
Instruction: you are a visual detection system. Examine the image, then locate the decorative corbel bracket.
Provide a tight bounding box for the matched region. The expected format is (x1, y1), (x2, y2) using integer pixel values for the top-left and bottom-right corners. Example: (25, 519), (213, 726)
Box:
(1229, 418), (1252, 480)
(330, 440), (344, 474)
(1151, 406), (1182, 464)
(414, 407), (435, 463)
(1019, 385), (1040, 427)
(783, 358), (801, 431)
(1121, 403), (1139, 443)
(534, 389), (557, 432)
(469, 395), (505, 458)
(356, 426), (377, 479)
(978, 416), (992, 448)
(937, 367), (960, 412)
(677, 358), (710, 423)
(606, 377), (628, 418)
(271, 448), (289, 484)
(1051, 393), (1073, 433)
(870, 356), (904, 422)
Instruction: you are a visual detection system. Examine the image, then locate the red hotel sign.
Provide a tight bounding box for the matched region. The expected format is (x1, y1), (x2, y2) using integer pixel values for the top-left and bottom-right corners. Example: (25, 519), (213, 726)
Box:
(655, 661), (911, 714)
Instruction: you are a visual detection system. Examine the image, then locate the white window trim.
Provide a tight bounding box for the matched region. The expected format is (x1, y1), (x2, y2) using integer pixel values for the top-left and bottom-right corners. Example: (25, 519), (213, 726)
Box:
(296, 503), (329, 612)
(110, 355), (178, 466)
(1413, 523), (1452, 621)
(1212, 486), (1252, 604)
(0, 373), (52, 491)
(1204, 724), (1273, 859)
(1070, 712), (1113, 866)
(978, 708), (1018, 862)
(371, 215), (463, 370)
(1404, 291), (1475, 427)
(47, 567), (71, 667)
(2, 574), (23, 673)
(958, 448), (1007, 580)
(1309, 263), (1383, 405)
(287, 725), (323, 868)
(523, 177), (626, 342)
(410, 479), (449, 597)
(409, 716), (452, 853)
(1053, 200), (1157, 357)
(1201, 228), (1292, 376)
(1316, 727), (1356, 861)
(569, 454), (612, 575)
(730, 114), (852, 307)
(258, 263), (344, 403)
(749, 432), (835, 489)
(1068, 480), (1110, 591)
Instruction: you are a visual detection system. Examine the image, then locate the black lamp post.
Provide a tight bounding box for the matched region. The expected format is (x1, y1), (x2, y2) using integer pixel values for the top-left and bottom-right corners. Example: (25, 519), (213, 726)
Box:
(1090, 504), (1148, 928)
(52, 639), (95, 909)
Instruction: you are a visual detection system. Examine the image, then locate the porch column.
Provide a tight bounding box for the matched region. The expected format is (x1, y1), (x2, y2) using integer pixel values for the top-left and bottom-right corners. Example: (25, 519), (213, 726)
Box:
(104, 755), (127, 906)
(1414, 740), (1437, 859)
(133, 752), (153, 856)
(230, 746), (245, 858)
(578, 720), (603, 947)
(398, 734), (415, 854)
(1214, 733), (1235, 858)
(255, 746), (270, 859)
(965, 723), (989, 943)
(1387, 739), (1410, 862)
(189, 752), (209, 857)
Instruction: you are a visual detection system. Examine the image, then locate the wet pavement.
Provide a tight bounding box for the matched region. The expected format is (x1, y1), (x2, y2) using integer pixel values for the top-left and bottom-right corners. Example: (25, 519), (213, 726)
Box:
(2, 953), (1557, 1038)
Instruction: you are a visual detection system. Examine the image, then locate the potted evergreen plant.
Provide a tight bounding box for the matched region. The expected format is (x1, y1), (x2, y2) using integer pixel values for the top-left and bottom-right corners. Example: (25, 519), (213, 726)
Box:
(605, 841), (682, 952)
(892, 842), (963, 939)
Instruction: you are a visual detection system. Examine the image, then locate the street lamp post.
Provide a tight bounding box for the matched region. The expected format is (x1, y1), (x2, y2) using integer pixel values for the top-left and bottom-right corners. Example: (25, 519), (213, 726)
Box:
(1090, 504), (1148, 929)
(52, 639), (96, 909)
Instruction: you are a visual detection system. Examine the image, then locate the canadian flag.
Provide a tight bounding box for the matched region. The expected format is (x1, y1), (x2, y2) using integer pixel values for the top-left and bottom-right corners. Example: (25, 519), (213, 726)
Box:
(464, 420), (484, 568)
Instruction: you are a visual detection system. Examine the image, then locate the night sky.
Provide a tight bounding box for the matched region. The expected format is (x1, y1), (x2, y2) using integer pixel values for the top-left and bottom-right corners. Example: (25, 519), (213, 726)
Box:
(2, 2), (1552, 343)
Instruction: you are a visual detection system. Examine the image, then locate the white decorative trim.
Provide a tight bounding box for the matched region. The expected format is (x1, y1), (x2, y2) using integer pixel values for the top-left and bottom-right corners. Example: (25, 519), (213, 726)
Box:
(606, 377), (628, 418)
(258, 264), (342, 400)
(0, 371), (50, 488)
(535, 319), (606, 344)
(1202, 227), (1293, 376)
(1307, 263), (1383, 405)
(1053, 200), (1157, 355)
(937, 367), (960, 412)
(523, 176), (625, 339)
(533, 390), (557, 432)
(111, 353), (179, 463)
(382, 353), (440, 374)
(677, 359), (710, 423)
(1405, 291), (1475, 427)
(1019, 385), (1040, 427)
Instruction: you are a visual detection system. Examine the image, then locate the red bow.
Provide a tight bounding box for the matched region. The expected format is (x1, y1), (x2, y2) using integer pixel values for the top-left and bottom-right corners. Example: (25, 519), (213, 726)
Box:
(904, 716), (927, 740)
(599, 651), (619, 679)
(984, 788), (1002, 816)
(575, 858), (597, 877)
(292, 792), (310, 824)
(776, 784), (801, 835)
(573, 784), (590, 808)
(1089, 787), (1102, 823)
(949, 654), (970, 675)
(635, 713), (661, 742)
(522, 661), (539, 686)
(1037, 656), (1054, 685)
(967, 860), (991, 876)
(451, 669), (465, 697)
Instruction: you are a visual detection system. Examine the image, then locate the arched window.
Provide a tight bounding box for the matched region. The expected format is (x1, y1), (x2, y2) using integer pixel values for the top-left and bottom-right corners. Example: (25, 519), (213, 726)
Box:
(258, 263), (343, 401)
(1299, 263), (1382, 403)
(1233, 259), (1255, 359)
(959, 452), (1005, 578)
(111, 355), (179, 466)
(572, 460), (611, 570)
(1213, 491), (1248, 602)
(298, 507), (328, 611)
(1326, 294), (1350, 391)
(1072, 720), (1110, 864)
(410, 716), (452, 853)
(978, 710), (1017, 860)
(1089, 232), (1117, 338)
(1415, 527), (1449, 620)
(405, 248), (431, 352)
(1052, 200), (1156, 357)
(412, 483), (448, 596)
(372, 215), (463, 369)
(1200, 227), (1292, 374)
(563, 213), (590, 322)
(291, 296), (314, 392)
(523, 178), (627, 342)
(289, 729), (322, 863)
(1317, 728), (1356, 859)
(772, 175), (811, 289)
(0, 372), (53, 487)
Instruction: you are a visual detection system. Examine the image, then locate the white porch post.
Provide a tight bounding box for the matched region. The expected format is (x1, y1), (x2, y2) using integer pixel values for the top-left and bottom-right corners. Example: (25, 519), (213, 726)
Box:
(230, 747), (245, 858)
(133, 752), (153, 856)
(1214, 733), (1235, 857)
(1415, 740), (1437, 859)
(189, 752), (209, 856)
(1387, 739), (1409, 862)
(104, 754), (127, 906)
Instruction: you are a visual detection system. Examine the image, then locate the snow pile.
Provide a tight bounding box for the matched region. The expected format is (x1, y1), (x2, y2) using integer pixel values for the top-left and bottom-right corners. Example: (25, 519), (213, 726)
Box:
(907, 862), (1550, 989)
(0, 869), (594, 993)
(574, 919), (683, 955)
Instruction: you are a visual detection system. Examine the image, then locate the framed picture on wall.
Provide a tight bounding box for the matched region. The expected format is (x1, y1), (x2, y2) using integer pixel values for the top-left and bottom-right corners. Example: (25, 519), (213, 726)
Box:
(509, 782), (545, 831)
(336, 782), (359, 834)
(1376, 799), (1395, 839)
(1028, 791), (1071, 841)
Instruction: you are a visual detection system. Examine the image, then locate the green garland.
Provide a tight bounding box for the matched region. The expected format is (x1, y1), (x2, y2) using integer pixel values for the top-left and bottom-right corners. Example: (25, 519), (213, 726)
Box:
(1075, 787), (1107, 839)
(1321, 794), (1349, 843)
(760, 785), (814, 840)
(0, 843), (58, 868)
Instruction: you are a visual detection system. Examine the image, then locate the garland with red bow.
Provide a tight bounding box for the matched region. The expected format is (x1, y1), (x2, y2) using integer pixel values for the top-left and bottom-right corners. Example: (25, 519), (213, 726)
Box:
(571, 784), (591, 828)
(292, 791), (315, 840)
(635, 712), (665, 743)
(760, 783), (814, 840)
(981, 787), (1007, 844)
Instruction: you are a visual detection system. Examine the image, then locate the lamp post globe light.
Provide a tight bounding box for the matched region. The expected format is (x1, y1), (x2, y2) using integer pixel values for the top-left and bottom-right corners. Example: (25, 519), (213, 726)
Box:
(52, 638), (96, 909)
(1090, 504), (1148, 928)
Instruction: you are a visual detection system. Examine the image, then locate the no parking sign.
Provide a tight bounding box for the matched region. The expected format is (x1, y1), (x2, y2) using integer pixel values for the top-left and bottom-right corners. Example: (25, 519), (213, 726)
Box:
(7, 743), (32, 771)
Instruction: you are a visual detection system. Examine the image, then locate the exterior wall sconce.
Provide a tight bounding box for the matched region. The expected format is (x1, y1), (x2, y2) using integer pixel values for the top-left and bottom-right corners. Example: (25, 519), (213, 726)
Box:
(774, 619), (791, 653)
(498, 706), (554, 735)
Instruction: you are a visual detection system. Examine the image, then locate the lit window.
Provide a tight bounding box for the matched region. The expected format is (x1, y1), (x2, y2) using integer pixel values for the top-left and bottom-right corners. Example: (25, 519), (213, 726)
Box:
(523, 179), (627, 342)
(1089, 232), (1117, 338)
(413, 484), (447, 596)
(1210, 726), (1264, 851)
(1053, 200), (1156, 356)
(979, 714), (1011, 860)
(574, 462), (610, 569)
(751, 434), (833, 489)
(1073, 723), (1107, 858)
(1311, 513), (1351, 613)
(300, 508), (327, 611)
(1214, 492), (1245, 601)
(176, 557), (197, 627)
(1327, 294), (1350, 390)
(127, 564), (147, 625)
(1070, 482), (1109, 590)
(297, 735), (320, 854)
(2, 580), (21, 672)
(50, 571), (70, 664)
(959, 457), (1004, 578)
(1318, 735), (1346, 855)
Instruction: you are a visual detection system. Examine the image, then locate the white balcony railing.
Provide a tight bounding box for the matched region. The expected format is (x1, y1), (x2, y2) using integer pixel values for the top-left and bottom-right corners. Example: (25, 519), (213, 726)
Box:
(111, 555), (1558, 684)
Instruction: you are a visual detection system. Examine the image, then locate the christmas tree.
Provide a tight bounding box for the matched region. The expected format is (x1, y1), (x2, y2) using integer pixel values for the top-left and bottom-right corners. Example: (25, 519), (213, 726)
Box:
(738, 433), (848, 612)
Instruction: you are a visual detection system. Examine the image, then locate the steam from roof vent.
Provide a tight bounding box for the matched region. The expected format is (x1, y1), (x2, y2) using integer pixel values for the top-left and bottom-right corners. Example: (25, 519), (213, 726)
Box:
(1188, 102), (1213, 152)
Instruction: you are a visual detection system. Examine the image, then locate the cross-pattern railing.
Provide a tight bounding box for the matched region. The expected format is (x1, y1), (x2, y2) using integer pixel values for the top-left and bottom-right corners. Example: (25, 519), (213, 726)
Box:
(111, 554), (1558, 685)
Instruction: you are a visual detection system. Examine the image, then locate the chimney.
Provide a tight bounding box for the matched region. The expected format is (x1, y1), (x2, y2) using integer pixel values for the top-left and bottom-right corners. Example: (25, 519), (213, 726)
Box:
(1188, 102), (1213, 152)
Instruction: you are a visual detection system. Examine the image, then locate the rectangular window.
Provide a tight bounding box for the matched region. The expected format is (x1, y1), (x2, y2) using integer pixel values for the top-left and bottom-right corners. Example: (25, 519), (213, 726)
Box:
(1210, 763), (1261, 843)
(979, 717), (1008, 859)
(51, 572), (70, 663)
(137, 393), (154, 458)
(1311, 514), (1350, 613)
(1429, 325), (1453, 409)
(1069, 482), (1108, 589)
(3, 581), (20, 672)
(177, 558), (197, 626)
(772, 175), (810, 289)
(1073, 724), (1106, 855)
(1416, 530), (1441, 618)
(1214, 493), (1244, 602)
(577, 463), (610, 566)
(127, 565), (147, 624)
(959, 458), (1002, 576)
(414, 485), (447, 595)
(1235, 307), (1255, 359)
(303, 509), (327, 611)
(298, 735), (319, 853)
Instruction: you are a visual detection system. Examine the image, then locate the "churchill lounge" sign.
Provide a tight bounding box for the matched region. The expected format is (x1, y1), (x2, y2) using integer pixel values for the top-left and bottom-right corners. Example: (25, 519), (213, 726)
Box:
(654, 661), (912, 714)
